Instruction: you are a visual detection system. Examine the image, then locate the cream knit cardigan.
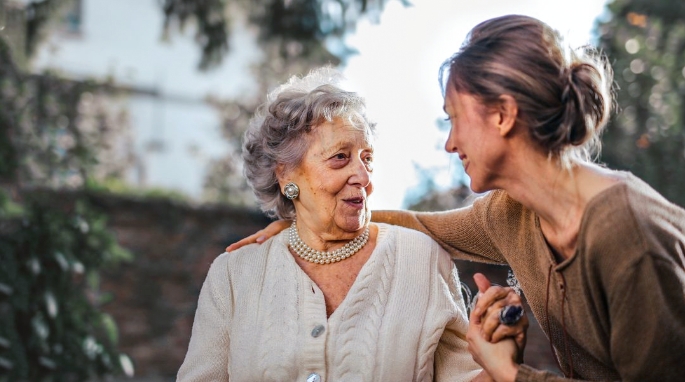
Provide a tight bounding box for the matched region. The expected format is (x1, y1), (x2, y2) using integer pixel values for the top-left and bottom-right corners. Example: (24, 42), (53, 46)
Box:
(177, 223), (481, 382)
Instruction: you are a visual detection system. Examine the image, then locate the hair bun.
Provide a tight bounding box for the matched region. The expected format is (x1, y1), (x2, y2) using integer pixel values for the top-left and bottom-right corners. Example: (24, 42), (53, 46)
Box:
(555, 59), (612, 153)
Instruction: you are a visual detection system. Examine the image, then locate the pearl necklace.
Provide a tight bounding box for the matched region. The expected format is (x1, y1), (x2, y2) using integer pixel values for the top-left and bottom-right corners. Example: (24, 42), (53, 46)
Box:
(288, 221), (370, 264)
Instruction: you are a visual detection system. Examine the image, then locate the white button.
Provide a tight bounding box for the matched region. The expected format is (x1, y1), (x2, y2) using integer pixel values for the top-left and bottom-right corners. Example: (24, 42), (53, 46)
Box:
(306, 373), (321, 382)
(311, 325), (325, 338)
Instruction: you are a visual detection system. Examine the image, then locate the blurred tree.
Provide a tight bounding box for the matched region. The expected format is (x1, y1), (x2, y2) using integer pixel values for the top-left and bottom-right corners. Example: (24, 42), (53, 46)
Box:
(597, 0), (685, 207)
(162, 0), (407, 70)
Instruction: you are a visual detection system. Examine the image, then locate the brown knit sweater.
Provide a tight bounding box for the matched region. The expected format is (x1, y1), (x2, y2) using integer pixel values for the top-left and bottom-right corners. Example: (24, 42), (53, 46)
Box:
(373, 172), (685, 381)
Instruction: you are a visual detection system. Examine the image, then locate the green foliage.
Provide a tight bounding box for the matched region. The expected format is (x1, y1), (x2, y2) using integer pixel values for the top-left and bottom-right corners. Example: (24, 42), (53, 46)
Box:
(247, 0), (408, 52)
(85, 177), (191, 203)
(25, 0), (78, 58)
(161, 0), (231, 70)
(2, 2), (135, 379)
(0, 35), (21, 181)
(162, 0), (404, 69)
(0, 28), (101, 188)
(0, 192), (133, 381)
(597, 0), (685, 206)
(0, 191), (23, 218)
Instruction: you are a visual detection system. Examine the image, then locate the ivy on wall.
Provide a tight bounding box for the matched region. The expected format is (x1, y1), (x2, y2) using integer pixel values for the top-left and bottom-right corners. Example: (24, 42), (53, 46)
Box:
(1, 3), (133, 379)
(0, 193), (133, 381)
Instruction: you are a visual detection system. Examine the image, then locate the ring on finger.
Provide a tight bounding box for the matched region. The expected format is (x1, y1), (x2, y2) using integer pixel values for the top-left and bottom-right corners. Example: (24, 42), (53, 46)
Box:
(499, 305), (524, 326)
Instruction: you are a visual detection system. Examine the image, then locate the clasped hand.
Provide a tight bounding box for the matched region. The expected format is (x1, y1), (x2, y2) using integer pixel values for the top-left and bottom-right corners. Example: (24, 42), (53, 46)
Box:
(467, 273), (529, 382)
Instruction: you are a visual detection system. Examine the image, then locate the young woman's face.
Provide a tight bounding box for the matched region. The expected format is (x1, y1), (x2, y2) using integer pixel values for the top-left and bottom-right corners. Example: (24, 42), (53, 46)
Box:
(285, 117), (374, 239)
(443, 85), (506, 193)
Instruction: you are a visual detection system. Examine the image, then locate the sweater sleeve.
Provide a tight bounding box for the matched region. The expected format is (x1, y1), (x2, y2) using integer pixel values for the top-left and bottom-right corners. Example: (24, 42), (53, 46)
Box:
(372, 192), (506, 264)
(177, 254), (232, 382)
(514, 365), (590, 382)
(433, 244), (483, 382)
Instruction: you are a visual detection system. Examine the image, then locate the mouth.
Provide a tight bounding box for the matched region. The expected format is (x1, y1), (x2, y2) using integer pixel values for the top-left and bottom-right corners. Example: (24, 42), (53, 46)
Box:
(344, 196), (365, 204)
(458, 154), (468, 171)
(343, 196), (366, 209)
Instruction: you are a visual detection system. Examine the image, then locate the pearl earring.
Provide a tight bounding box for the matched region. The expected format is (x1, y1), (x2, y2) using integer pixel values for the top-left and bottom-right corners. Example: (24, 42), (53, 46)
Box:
(283, 182), (300, 200)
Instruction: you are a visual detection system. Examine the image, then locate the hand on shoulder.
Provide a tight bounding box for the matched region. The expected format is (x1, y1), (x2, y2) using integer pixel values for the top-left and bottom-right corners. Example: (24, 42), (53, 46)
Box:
(225, 219), (292, 252)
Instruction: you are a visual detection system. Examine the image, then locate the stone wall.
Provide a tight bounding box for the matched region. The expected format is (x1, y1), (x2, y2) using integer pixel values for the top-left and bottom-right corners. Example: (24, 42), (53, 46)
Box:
(92, 193), (271, 380)
(87, 193), (559, 380)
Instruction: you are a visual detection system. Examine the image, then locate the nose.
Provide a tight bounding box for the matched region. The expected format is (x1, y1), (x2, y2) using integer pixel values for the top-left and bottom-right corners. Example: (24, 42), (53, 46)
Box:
(444, 127), (459, 154)
(349, 157), (372, 187)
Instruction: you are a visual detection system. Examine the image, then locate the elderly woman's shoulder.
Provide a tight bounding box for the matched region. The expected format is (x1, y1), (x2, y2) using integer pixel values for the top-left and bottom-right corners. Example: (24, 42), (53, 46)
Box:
(376, 222), (442, 249)
(212, 233), (286, 269)
(376, 223), (454, 275)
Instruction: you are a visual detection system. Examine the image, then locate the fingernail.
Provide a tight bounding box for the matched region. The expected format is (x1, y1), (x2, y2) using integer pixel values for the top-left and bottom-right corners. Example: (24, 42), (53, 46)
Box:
(256, 236), (266, 243)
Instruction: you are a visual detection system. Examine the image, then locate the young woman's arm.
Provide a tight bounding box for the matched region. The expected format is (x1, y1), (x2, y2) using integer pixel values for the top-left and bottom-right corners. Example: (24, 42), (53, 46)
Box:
(225, 219), (291, 252)
(229, 192), (509, 267)
(372, 193), (507, 264)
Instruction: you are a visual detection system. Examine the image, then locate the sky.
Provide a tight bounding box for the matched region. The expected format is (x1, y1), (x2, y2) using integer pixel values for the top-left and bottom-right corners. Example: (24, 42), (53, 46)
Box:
(341, 0), (610, 209)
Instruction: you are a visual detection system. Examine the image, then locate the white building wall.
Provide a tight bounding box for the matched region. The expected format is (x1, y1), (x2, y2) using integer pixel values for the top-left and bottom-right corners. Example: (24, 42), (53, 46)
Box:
(32, 0), (261, 199)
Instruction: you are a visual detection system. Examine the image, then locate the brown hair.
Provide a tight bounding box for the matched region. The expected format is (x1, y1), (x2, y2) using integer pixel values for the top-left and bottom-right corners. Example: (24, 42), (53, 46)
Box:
(440, 14), (614, 165)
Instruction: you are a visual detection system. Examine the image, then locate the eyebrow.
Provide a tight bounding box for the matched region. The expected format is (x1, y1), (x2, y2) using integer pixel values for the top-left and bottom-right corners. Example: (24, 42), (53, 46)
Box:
(321, 141), (351, 156)
(323, 140), (374, 156)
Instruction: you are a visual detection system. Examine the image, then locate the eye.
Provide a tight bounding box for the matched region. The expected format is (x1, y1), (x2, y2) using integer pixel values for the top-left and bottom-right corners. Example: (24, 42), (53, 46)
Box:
(363, 153), (374, 171)
(328, 152), (350, 169)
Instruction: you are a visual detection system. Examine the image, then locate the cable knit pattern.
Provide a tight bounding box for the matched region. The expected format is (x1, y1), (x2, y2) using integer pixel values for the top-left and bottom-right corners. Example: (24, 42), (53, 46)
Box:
(177, 223), (481, 382)
(416, 323), (443, 381)
(332, 225), (394, 381)
(415, 243), (443, 381)
(258, 248), (299, 381)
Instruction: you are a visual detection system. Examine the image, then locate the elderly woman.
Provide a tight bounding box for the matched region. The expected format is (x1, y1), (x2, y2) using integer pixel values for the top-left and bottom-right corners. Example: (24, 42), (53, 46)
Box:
(176, 68), (483, 382)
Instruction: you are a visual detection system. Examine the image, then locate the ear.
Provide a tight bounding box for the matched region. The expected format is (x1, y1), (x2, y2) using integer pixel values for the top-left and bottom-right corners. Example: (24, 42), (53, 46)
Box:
(275, 163), (287, 187)
(495, 94), (518, 137)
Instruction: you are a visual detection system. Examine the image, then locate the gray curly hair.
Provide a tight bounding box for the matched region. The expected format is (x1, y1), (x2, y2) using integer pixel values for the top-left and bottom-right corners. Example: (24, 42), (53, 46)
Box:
(242, 67), (376, 220)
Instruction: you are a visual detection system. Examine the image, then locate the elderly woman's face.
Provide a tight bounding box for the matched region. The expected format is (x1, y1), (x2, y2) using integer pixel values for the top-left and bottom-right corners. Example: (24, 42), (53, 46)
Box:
(287, 117), (374, 237)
